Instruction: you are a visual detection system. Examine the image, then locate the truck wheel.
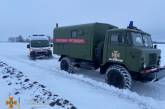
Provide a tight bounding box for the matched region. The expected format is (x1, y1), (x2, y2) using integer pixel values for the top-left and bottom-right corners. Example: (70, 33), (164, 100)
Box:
(105, 65), (132, 89)
(60, 57), (74, 73)
(30, 51), (36, 60)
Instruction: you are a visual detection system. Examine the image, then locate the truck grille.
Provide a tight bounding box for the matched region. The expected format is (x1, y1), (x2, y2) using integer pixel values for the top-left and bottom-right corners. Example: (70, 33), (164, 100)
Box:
(149, 53), (157, 66)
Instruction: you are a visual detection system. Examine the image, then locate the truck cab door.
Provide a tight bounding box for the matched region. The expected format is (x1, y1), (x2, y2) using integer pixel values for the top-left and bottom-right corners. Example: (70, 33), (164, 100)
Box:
(106, 32), (126, 63)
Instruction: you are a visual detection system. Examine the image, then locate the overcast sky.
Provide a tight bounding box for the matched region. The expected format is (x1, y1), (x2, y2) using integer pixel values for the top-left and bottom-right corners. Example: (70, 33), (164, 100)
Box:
(0, 0), (164, 41)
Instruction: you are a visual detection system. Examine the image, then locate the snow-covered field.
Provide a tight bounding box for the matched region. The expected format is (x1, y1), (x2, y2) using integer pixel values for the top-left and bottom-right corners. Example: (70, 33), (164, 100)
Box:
(0, 42), (165, 109)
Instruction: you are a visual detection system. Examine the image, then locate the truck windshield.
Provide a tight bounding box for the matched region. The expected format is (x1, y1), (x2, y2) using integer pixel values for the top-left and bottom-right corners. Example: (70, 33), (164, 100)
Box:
(131, 32), (153, 47)
(142, 35), (153, 47)
(132, 32), (143, 46)
(31, 40), (49, 47)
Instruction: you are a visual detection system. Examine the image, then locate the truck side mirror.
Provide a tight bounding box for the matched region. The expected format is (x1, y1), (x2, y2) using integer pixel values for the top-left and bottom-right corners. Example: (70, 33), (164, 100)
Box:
(154, 45), (157, 49)
(27, 44), (30, 48)
(50, 44), (53, 47)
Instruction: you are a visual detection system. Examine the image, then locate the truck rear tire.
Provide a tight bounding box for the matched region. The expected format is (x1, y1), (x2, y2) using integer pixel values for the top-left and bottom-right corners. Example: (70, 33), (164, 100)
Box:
(60, 57), (74, 73)
(105, 65), (132, 89)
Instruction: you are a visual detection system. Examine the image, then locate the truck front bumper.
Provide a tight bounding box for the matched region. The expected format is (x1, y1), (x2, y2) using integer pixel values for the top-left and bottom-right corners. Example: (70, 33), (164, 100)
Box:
(140, 66), (165, 82)
(35, 51), (50, 56)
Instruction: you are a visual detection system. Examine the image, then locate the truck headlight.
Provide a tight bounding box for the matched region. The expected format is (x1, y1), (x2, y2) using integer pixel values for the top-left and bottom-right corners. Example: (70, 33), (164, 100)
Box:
(142, 63), (146, 69)
(143, 63), (147, 68)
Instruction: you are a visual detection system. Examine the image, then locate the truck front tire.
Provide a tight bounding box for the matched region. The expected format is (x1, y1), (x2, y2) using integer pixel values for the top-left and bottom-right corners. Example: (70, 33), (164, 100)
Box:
(105, 65), (132, 89)
(60, 57), (74, 73)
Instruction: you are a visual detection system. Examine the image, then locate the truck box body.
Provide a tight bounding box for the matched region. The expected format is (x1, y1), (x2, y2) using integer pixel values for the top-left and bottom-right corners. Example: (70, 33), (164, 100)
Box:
(53, 23), (117, 61)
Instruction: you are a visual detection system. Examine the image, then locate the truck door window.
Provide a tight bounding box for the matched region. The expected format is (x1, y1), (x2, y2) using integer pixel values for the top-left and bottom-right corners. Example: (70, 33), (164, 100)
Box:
(71, 30), (78, 38)
(111, 34), (124, 45)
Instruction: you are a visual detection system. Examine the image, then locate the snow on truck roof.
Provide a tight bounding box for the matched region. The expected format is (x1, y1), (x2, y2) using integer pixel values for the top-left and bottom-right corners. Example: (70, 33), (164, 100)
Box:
(30, 36), (49, 40)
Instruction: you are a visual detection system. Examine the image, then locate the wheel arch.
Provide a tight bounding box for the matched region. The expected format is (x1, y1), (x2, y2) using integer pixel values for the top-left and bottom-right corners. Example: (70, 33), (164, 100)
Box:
(100, 62), (128, 74)
(59, 55), (66, 61)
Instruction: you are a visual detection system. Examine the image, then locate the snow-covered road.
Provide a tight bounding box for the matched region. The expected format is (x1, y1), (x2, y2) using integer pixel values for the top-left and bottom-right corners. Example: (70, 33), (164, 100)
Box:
(0, 42), (165, 109)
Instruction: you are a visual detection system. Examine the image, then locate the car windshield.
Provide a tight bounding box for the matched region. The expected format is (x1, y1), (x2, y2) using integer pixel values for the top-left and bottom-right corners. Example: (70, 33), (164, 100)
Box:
(131, 32), (153, 47)
(31, 40), (49, 47)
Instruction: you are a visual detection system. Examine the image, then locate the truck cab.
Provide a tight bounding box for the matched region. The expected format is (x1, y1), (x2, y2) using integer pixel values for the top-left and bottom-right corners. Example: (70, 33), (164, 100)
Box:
(103, 29), (162, 82)
(27, 35), (53, 60)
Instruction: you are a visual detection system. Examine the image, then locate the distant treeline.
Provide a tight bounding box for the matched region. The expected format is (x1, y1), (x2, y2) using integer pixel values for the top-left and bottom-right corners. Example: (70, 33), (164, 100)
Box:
(8, 35), (29, 42)
(8, 35), (52, 42)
